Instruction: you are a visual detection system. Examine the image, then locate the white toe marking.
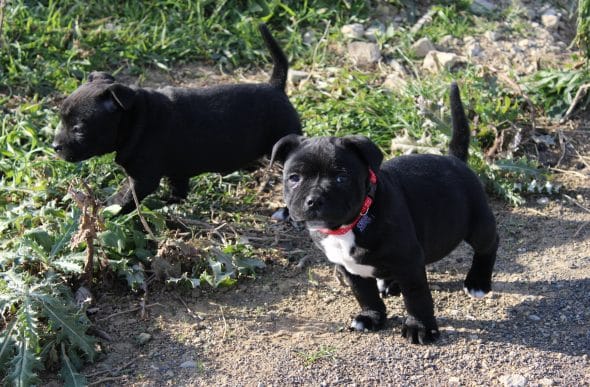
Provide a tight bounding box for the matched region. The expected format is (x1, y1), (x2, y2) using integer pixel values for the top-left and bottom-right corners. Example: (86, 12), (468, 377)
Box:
(464, 287), (487, 299)
(377, 279), (387, 293)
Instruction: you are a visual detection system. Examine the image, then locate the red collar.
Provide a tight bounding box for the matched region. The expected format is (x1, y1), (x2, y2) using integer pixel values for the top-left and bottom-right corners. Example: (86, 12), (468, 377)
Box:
(317, 168), (377, 235)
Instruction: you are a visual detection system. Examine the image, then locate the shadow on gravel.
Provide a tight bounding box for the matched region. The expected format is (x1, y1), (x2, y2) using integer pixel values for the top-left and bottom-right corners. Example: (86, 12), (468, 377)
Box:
(440, 278), (590, 357)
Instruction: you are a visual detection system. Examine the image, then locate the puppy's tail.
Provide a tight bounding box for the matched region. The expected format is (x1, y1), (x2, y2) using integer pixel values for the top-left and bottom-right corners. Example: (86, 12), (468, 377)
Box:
(449, 82), (470, 163)
(259, 23), (288, 91)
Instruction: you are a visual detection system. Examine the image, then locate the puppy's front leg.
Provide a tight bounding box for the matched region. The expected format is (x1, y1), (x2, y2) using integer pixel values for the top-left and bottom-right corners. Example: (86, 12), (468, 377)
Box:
(335, 266), (386, 331)
(398, 270), (440, 344)
(108, 175), (160, 214)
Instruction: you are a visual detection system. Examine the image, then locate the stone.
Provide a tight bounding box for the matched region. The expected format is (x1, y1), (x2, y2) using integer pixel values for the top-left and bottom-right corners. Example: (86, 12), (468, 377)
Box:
(387, 59), (406, 75)
(137, 332), (152, 346)
(347, 42), (381, 65)
(411, 37), (435, 58)
(364, 22), (385, 42)
(382, 73), (408, 93)
(439, 35), (461, 48)
(464, 41), (483, 58)
(288, 70), (309, 84)
(484, 30), (500, 41)
(302, 30), (314, 45)
(539, 378), (554, 386)
(500, 374), (527, 387)
(470, 0), (497, 15)
(341, 23), (364, 40)
(179, 360), (198, 369)
(541, 13), (559, 30)
(422, 51), (466, 73)
(528, 314), (541, 321)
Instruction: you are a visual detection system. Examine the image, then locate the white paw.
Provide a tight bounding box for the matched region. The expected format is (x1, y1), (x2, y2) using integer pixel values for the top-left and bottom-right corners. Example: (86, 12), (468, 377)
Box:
(463, 287), (487, 299)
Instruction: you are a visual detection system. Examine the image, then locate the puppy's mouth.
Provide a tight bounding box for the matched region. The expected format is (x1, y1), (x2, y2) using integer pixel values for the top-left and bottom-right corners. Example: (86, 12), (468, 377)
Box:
(288, 207), (352, 230)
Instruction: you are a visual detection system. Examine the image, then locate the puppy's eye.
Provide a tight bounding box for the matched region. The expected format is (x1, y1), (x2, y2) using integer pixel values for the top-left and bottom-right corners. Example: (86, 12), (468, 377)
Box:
(288, 174), (301, 184)
(72, 125), (82, 133)
(336, 175), (347, 184)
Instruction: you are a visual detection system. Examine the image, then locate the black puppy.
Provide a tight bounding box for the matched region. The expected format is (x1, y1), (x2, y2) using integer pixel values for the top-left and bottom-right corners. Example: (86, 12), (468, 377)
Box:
(53, 24), (301, 214)
(271, 83), (498, 344)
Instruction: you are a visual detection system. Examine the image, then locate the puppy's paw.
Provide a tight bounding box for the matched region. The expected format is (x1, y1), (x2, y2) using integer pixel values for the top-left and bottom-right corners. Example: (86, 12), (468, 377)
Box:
(401, 315), (440, 345)
(350, 310), (386, 332)
(166, 194), (185, 204)
(463, 275), (492, 299)
(377, 279), (401, 298)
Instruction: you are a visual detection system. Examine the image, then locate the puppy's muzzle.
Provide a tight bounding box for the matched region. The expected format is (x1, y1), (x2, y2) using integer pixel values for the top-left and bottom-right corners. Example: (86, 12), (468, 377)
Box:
(52, 142), (63, 152)
(305, 193), (324, 210)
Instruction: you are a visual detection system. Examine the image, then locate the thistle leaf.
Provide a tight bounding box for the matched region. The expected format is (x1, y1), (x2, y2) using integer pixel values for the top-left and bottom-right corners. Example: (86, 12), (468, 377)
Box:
(9, 338), (41, 387)
(37, 296), (96, 362)
(60, 343), (87, 387)
(0, 318), (17, 377)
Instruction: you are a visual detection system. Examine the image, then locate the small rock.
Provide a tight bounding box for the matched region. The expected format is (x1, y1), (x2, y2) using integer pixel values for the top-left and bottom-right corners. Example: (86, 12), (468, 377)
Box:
(539, 378), (554, 386)
(387, 59), (406, 75)
(411, 37), (435, 58)
(422, 51), (466, 73)
(302, 30), (314, 45)
(382, 73), (408, 93)
(528, 314), (541, 321)
(347, 42), (381, 65)
(518, 39), (532, 49)
(439, 35), (460, 48)
(541, 10), (560, 30)
(288, 70), (309, 84)
(484, 30), (500, 41)
(179, 360), (197, 369)
(500, 374), (527, 387)
(165, 370), (174, 378)
(364, 22), (385, 42)
(464, 41), (483, 58)
(536, 197), (549, 205)
(137, 332), (152, 346)
(470, 0), (497, 15)
(341, 23), (364, 40)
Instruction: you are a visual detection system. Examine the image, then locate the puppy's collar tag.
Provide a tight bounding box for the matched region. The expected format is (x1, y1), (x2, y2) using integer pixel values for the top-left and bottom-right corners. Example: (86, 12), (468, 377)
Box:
(318, 168), (377, 236)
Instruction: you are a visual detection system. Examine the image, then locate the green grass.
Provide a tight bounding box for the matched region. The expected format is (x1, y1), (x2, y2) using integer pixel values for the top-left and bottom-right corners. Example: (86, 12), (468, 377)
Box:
(0, 0), (571, 384)
(295, 345), (336, 366)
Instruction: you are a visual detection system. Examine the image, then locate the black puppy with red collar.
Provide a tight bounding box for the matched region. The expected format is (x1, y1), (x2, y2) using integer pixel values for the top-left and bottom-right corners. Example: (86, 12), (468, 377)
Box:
(270, 83), (498, 344)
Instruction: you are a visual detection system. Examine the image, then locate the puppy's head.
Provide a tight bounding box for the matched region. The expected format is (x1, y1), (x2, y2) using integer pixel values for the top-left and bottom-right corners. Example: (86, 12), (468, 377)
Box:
(52, 72), (136, 162)
(271, 134), (383, 230)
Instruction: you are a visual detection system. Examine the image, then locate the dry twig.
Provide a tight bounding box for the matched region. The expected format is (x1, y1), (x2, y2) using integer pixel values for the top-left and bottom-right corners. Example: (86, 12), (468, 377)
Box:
(68, 181), (104, 283)
(560, 83), (590, 123)
(128, 176), (157, 240)
(95, 303), (163, 322)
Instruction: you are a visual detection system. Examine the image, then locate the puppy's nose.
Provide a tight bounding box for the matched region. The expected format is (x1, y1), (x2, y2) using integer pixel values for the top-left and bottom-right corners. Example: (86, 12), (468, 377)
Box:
(305, 194), (324, 210)
(52, 142), (62, 152)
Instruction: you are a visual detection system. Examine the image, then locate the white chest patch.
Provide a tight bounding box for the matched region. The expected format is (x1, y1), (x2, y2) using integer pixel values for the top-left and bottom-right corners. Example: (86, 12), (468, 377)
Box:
(318, 230), (375, 278)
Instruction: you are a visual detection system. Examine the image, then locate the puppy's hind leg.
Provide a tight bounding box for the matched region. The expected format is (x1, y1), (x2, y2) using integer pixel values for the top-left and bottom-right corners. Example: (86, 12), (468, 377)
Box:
(464, 215), (499, 298)
(167, 176), (190, 203)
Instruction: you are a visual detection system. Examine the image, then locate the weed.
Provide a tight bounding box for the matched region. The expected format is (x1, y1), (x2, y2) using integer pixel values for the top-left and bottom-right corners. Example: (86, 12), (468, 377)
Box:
(295, 345), (337, 366)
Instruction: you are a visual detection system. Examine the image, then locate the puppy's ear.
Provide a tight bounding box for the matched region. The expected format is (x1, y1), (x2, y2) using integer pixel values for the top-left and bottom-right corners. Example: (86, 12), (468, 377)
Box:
(104, 84), (136, 111)
(270, 134), (303, 166)
(88, 71), (115, 84)
(341, 135), (383, 172)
